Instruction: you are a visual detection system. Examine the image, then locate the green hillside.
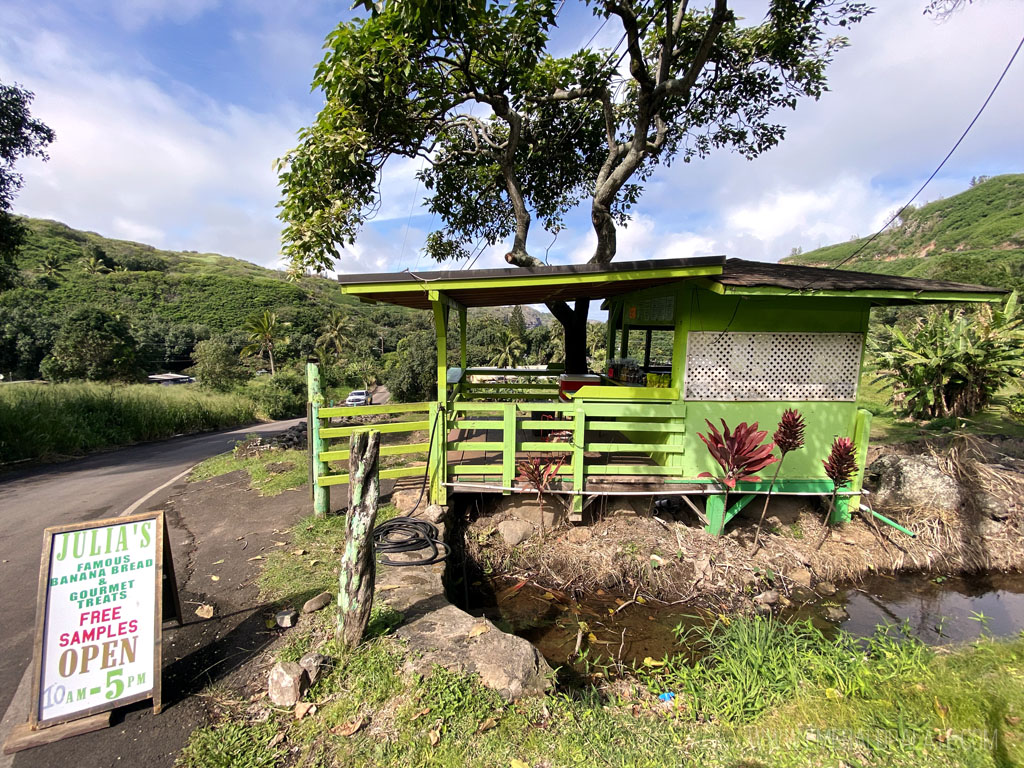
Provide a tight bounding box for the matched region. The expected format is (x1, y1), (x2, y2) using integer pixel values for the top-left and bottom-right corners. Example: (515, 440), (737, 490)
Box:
(783, 174), (1024, 292)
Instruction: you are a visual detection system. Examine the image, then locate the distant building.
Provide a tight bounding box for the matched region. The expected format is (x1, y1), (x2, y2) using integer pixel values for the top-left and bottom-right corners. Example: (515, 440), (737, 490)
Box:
(147, 373), (195, 386)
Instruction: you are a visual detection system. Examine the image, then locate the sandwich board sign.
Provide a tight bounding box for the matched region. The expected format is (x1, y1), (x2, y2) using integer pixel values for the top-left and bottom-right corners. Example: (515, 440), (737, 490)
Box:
(26, 511), (181, 733)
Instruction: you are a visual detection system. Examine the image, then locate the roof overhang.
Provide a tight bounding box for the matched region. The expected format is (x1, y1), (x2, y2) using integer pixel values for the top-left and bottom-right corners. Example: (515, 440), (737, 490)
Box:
(336, 256), (727, 309)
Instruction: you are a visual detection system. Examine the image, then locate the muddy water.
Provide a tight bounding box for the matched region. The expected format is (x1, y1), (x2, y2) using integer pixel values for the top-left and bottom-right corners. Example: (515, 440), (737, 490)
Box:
(464, 572), (1024, 671)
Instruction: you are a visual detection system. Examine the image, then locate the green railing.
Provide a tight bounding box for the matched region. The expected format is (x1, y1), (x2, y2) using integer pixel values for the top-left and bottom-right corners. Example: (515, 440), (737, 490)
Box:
(306, 360), (436, 515)
(446, 397), (687, 515)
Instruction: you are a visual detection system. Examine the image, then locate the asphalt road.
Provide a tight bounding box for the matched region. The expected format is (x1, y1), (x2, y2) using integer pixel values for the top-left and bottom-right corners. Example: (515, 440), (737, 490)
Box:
(0, 418), (303, 733)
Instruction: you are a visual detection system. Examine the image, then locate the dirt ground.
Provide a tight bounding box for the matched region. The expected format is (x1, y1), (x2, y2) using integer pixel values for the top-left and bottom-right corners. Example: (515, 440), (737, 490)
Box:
(12, 471), (313, 768)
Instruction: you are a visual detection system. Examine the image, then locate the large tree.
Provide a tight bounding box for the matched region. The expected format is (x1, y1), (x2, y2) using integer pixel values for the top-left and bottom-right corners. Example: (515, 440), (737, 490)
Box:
(1, 81), (55, 290)
(278, 0), (868, 372)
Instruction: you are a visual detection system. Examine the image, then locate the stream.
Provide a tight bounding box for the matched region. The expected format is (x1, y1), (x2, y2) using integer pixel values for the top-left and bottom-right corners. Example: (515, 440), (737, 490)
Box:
(463, 571), (1024, 671)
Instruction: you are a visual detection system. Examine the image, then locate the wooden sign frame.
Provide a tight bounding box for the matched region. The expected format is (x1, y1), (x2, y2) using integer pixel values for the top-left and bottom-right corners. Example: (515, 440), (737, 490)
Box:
(27, 510), (177, 730)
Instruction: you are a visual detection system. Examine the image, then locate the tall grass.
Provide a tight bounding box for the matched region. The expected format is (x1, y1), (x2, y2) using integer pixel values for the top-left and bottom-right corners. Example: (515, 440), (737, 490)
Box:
(641, 616), (932, 723)
(0, 382), (257, 464)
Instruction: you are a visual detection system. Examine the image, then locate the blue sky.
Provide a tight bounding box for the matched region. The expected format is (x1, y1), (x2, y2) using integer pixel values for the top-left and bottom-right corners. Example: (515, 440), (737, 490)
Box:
(2, 0), (1023, 277)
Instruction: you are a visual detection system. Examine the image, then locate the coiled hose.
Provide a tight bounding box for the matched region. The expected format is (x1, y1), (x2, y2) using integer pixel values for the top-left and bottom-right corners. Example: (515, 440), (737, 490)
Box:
(373, 517), (449, 566)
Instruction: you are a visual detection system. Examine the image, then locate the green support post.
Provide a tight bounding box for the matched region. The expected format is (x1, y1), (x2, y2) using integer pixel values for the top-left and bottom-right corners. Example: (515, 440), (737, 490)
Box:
(571, 406), (585, 517)
(459, 306), (467, 371)
(502, 402), (516, 495)
(704, 493), (756, 536)
(307, 358), (330, 517)
(833, 408), (872, 524)
(428, 402), (447, 506)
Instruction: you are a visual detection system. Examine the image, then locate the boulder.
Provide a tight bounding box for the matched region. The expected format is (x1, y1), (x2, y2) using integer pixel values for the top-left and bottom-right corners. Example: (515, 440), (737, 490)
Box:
(867, 454), (962, 515)
(396, 605), (552, 700)
(498, 520), (535, 548)
(268, 661), (309, 706)
(302, 592), (332, 613)
(422, 504), (447, 524)
(823, 606), (849, 623)
(754, 590), (780, 606)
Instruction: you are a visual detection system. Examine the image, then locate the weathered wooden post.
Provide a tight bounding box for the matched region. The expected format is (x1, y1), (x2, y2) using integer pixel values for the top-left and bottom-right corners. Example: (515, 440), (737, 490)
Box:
(306, 357), (330, 517)
(337, 429), (380, 649)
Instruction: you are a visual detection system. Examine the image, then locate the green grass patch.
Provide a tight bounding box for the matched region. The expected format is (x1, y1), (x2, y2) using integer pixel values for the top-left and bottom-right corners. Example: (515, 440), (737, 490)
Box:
(189, 446), (307, 497)
(179, 512), (1024, 768)
(0, 382), (257, 464)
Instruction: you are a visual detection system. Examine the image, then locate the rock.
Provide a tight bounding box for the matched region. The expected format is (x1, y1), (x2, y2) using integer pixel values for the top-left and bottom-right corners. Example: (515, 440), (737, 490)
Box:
(497, 520), (535, 548)
(868, 454), (962, 515)
(979, 518), (1005, 538)
(298, 652), (331, 686)
(390, 488), (424, 514)
(195, 604), (214, 619)
(790, 586), (815, 603)
(816, 582), (838, 597)
(754, 589), (780, 606)
(788, 567), (813, 589)
(496, 495), (564, 529)
(755, 602), (773, 616)
(823, 606), (849, 623)
(778, 596), (792, 608)
(395, 604), (552, 700)
(303, 592), (332, 613)
(268, 661), (309, 706)
(422, 504), (447, 524)
(566, 526), (592, 545)
(276, 609), (299, 628)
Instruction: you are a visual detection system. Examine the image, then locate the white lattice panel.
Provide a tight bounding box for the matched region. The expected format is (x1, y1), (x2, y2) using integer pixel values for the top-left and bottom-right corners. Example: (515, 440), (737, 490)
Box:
(684, 332), (863, 401)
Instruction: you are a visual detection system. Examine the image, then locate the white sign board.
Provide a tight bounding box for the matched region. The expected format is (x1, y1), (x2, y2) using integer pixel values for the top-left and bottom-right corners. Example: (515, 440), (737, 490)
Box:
(31, 512), (168, 727)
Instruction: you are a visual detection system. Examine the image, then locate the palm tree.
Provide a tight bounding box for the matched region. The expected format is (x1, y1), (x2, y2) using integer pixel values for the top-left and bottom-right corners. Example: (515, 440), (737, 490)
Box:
(80, 254), (110, 274)
(490, 327), (526, 369)
(318, 309), (350, 362)
(241, 310), (282, 375)
(37, 254), (66, 281)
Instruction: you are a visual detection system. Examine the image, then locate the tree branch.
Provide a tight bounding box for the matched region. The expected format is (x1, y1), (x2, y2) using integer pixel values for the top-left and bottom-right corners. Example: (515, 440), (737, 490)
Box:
(655, 0), (729, 102)
(608, 2), (655, 91)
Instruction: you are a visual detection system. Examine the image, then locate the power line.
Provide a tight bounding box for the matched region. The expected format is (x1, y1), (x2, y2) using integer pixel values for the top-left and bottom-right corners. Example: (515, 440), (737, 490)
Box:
(790, 32), (1024, 294)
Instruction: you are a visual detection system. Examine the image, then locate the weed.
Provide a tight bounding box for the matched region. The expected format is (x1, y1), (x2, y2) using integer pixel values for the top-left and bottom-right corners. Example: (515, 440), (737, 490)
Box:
(178, 721), (282, 768)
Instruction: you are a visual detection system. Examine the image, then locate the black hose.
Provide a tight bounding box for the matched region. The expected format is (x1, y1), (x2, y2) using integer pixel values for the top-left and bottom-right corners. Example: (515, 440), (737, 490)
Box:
(373, 516), (449, 566)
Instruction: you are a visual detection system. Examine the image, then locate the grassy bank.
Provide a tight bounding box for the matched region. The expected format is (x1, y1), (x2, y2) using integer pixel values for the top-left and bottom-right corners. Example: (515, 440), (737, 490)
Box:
(0, 382), (258, 464)
(189, 447), (308, 497)
(179, 513), (1024, 768)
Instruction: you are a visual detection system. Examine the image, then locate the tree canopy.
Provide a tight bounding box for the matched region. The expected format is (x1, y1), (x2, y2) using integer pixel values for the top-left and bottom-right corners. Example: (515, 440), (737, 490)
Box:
(1, 81), (55, 290)
(278, 0), (869, 370)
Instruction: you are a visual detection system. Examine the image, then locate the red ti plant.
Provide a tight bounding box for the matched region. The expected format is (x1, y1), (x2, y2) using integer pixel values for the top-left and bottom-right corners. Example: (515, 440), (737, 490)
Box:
(697, 420), (778, 535)
(816, 437), (859, 550)
(517, 456), (566, 534)
(753, 409), (806, 552)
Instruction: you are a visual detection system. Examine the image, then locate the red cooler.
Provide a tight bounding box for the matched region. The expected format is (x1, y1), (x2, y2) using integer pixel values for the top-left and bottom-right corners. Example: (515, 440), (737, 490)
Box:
(558, 373), (601, 401)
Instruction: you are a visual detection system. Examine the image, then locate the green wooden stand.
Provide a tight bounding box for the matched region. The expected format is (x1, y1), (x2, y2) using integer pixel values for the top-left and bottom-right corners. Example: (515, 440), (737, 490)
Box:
(307, 359), (330, 517)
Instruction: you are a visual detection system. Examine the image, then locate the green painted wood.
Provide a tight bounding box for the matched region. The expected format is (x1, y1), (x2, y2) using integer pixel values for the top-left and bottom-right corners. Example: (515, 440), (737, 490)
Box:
(579, 403), (683, 418)
(429, 400), (446, 505)
(448, 465), (504, 476)
(433, 299), (448, 407)
(514, 402), (574, 413)
(459, 306), (468, 371)
(465, 367), (560, 377)
(320, 402), (430, 417)
(670, 477), (838, 493)
(841, 407), (873, 523)
(307, 360), (330, 517)
(462, 381), (559, 389)
(571, 409), (585, 514)
(452, 402), (506, 412)
(321, 420), (430, 438)
(518, 442), (574, 452)
(571, 386), (679, 401)
(704, 495), (725, 536)
(587, 421), (683, 433)
(320, 443), (428, 462)
(454, 420), (504, 429)
(449, 441), (504, 451)
(720, 285), (1005, 302)
(518, 420), (573, 430)
(502, 403), (516, 493)
(585, 442), (687, 454)
(462, 391), (557, 400)
(342, 262), (725, 297)
(318, 465), (425, 486)
(584, 465), (685, 476)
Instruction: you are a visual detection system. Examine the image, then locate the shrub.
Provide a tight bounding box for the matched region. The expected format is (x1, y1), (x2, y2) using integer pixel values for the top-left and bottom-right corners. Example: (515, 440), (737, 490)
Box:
(1008, 394), (1024, 422)
(870, 292), (1024, 419)
(190, 338), (246, 391)
(244, 369), (305, 420)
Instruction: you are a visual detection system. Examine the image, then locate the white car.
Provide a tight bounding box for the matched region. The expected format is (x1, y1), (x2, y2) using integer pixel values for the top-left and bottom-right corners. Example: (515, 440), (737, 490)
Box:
(345, 390), (372, 406)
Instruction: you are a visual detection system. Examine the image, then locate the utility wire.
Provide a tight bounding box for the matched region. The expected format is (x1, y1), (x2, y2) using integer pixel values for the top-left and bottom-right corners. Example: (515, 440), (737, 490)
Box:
(790, 32), (1024, 294)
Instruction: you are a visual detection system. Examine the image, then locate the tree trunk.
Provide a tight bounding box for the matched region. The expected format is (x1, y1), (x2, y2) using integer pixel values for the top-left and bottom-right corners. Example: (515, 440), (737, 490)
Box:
(563, 300), (590, 374)
(337, 429), (380, 649)
(268, 348), (275, 376)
